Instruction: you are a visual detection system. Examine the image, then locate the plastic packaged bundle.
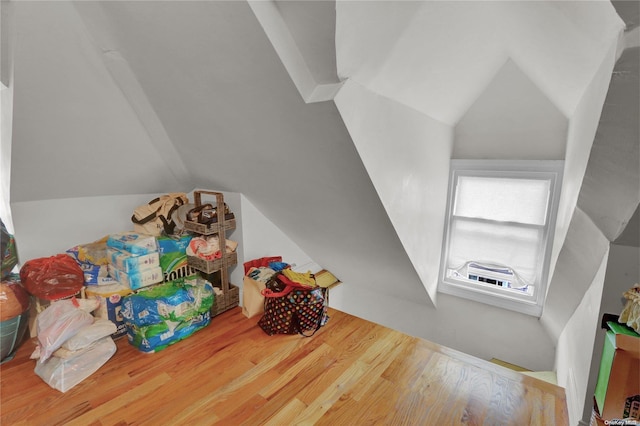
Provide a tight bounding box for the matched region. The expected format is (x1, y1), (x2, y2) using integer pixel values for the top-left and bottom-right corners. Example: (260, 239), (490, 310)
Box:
(66, 237), (117, 285)
(121, 278), (214, 353)
(107, 232), (158, 256)
(121, 278), (214, 327)
(83, 283), (132, 339)
(125, 312), (211, 353)
(107, 248), (160, 274)
(108, 265), (163, 290)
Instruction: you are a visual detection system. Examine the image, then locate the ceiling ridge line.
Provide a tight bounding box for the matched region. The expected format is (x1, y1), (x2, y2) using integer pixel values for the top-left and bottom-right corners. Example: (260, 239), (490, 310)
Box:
(248, 0), (338, 104)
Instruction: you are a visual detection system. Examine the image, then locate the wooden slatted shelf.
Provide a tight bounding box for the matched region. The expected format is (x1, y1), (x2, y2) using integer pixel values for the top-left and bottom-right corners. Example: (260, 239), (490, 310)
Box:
(186, 190), (238, 316)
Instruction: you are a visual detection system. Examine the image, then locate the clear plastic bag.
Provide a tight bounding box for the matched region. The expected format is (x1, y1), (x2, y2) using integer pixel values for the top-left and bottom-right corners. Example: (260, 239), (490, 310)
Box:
(34, 336), (116, 392)
(60, 319), (117, 352)
(33, 299), (94, 363)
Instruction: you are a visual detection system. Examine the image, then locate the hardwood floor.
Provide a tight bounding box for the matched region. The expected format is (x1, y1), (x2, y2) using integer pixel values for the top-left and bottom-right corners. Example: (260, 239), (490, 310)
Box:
(0, 307), (568, 425)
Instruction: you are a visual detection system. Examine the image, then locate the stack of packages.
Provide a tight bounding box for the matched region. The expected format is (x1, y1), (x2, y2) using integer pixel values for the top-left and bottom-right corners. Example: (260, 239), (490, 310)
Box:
(68, 232), (165, 340)
(88, 232), (163, 339)
(30, 298), (117, 392)
(106, 232), (163, 291)
(120, 277), (214, 353)
(67, 231), (215, 353)
(66, 238), (129, 339)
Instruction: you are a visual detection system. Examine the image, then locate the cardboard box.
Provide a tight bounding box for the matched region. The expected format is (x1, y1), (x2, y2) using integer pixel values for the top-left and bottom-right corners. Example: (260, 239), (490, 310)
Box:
(84, 284), (133, 339)
(594, 322), (640, 421)
(157, 235), (198, 282)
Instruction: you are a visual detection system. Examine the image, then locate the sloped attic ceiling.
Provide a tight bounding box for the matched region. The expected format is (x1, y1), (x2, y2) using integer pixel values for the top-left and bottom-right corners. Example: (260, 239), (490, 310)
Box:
(8, 0), (429, 305)
(335, 0), (622, 125)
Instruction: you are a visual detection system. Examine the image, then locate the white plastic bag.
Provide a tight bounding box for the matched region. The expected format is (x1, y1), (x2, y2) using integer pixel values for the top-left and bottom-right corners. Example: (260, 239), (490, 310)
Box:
(32, 299), (94, 363)
(60, 319), (117, 351)
(34, 336), (116, 392)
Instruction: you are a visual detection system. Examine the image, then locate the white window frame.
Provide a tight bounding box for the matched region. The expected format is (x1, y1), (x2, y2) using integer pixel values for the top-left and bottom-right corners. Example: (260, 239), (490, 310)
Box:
(438, 160), (563, 317)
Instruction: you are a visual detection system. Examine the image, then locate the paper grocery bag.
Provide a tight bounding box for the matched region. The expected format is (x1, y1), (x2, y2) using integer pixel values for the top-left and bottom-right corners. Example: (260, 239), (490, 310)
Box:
(242, 275), (266, 318)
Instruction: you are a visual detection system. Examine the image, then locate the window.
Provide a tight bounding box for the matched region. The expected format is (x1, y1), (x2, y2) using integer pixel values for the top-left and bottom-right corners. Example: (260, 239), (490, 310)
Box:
(438, 160), (563, 316)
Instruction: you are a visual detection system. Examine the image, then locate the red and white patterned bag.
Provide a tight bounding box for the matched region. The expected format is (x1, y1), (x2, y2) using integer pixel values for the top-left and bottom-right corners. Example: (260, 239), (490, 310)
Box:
(258, 274), (328, 337)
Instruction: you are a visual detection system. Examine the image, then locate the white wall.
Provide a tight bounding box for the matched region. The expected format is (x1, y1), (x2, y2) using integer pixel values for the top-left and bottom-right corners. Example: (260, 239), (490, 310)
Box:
(335, 79), (452, 304)
(541, 208), (611, 341)
(333, 75), (558, 372)
(9, 189), (318, 310)
(9, 186), (556, 371)
(555, 247), (608, 426)
(0, 76), (13, 232)
(454, 59), (567, 160)
(549, 38), (620, 287)
(11, 193), (167, 263)
(0, 0), (14, 231)
(240, 194), (312, 272)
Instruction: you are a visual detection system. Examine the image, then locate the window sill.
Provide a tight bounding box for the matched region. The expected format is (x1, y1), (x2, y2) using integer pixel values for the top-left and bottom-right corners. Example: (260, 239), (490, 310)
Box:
(438, 279), (543, 317)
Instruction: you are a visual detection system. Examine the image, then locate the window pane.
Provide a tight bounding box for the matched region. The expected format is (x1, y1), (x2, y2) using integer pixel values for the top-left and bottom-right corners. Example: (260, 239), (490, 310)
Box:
(454, 176), (550, 225)
(447, 218), (542, 284)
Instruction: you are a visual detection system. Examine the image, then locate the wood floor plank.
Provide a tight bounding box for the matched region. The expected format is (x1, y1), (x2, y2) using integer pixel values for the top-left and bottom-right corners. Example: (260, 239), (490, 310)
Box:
(64, 372), (172, 426)
(321, 375), (404, 426)
(259, 342), (333, 399)
(263, 397), (307, 426)
(347, 335), (408, 402)
(457, 365), (493, 425)
(292, 359), (370, 424)
(0, 307), (569, 426)
(439, 361), (496, 425)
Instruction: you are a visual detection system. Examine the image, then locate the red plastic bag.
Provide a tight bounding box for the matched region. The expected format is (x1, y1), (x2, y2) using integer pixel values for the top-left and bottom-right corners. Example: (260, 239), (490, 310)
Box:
(20, 254), (84, 301)
(243, 256), (282, 275)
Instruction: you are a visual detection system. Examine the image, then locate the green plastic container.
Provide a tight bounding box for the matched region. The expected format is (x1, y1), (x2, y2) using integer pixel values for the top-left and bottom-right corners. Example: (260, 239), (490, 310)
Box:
(1, 311), (29, 363)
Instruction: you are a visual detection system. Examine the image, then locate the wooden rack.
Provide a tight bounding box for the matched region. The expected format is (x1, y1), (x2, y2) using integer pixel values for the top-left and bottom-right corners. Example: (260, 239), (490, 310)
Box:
(184, 190), (239, 316)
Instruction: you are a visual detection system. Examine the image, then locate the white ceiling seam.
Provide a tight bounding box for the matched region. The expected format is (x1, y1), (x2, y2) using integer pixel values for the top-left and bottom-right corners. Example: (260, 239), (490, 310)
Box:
(10, 1), (186, 202)
(577, 45), (640, 243)
(248, 0), (343, 103)
(273, 0), (339, 85)
(73, 2), (193, 188)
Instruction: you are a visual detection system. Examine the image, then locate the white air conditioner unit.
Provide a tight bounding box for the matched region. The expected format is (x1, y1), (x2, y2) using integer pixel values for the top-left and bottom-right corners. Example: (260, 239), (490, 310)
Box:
(466, 262), (515, 288)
